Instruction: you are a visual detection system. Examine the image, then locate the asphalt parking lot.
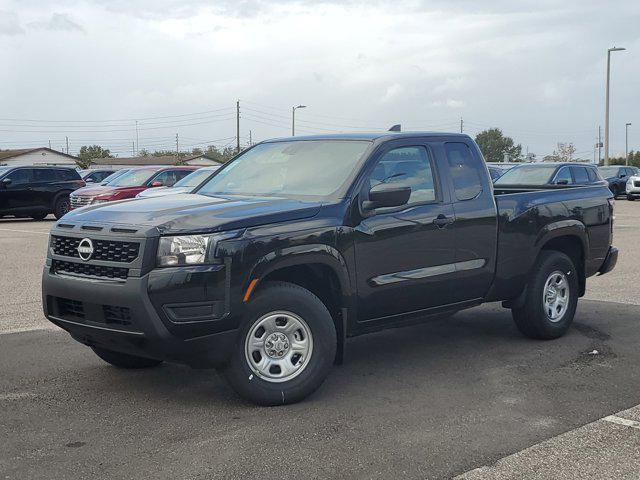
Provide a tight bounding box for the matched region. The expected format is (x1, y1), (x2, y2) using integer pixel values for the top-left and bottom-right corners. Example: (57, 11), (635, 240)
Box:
(1, 201), (640, 479)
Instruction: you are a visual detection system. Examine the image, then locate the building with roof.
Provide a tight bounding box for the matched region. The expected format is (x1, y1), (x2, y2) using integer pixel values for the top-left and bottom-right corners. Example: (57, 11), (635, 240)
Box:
(0, 148), (79, 167)
(88, 154), (222, 169)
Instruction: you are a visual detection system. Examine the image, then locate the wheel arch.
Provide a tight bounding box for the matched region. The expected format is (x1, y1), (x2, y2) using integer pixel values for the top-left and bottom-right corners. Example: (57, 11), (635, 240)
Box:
(245, 244), (353, 364)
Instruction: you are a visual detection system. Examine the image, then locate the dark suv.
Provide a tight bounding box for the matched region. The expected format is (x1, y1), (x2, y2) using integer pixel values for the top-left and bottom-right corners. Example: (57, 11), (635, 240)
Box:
(0, 166), (85, 220)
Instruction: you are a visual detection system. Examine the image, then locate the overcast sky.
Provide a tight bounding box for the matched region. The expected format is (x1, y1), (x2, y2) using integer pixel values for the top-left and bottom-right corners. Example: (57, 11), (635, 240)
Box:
(1, 0), (638, 159)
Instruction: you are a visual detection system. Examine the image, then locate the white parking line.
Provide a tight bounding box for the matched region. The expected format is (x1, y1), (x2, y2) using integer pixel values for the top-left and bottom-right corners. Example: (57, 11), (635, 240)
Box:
(0, 228), (49, 235)
(603, 415), (640, 430)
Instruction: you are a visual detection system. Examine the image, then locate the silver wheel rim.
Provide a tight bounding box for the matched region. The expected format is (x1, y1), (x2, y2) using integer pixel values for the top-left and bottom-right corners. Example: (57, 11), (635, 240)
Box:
(543, 270), (570, 322)
(244, 311), (313, 383)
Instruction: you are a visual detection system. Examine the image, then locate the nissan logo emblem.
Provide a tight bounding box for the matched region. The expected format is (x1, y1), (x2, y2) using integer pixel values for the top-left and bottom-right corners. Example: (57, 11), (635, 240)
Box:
(77, 238), (94, 261)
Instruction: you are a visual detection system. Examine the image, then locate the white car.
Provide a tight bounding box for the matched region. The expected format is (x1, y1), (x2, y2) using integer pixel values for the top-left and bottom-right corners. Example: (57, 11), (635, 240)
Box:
(626, 171), (640, 201)
(135, 166), (220, 199)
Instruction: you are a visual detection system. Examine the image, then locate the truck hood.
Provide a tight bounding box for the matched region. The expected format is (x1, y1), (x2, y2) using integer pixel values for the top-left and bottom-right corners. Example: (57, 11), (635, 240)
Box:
(136, 186), (191, 198)
(62, 193), (323, 235)
(72, 185), (122, 197)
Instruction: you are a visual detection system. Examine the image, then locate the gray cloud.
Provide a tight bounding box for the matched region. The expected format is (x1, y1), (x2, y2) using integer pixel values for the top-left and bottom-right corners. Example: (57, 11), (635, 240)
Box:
(0, 10), (25, 35)
(1, 0), (638, 159)
(28, 13), (84, 32)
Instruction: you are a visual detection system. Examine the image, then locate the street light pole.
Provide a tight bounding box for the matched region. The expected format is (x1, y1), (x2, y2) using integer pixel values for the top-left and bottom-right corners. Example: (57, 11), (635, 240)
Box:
(626, 122), (632, 166)
(292, 105), (306, 136)
(605, 46), (626, 166)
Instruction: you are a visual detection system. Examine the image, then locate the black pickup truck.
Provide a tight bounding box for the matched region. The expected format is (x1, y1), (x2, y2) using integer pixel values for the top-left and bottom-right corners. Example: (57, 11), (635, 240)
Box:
(42, 133), (617, 405)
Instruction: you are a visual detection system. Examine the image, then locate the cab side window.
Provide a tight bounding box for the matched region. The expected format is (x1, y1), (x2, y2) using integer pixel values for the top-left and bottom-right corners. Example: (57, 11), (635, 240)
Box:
(6, 169), (32, 185)
(150, 170), (178, 187)
(444, 142), (482, 201)
(571, 166), (589, 184)
(33, 169), (57, 182)
(368, 146), (437, 205)
(554, 167), (573, 185)
(172, 170), (192, 184)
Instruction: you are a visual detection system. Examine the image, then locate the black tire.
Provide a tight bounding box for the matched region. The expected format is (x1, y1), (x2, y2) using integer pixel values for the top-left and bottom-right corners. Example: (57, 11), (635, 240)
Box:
(30, 212), (47, 220)
(53, 195), (70, 219)
(92, 347), (162, 369)
(223, 281), (337, 406)
(511, 251), (579, 340)
(628, 195), (635, 201)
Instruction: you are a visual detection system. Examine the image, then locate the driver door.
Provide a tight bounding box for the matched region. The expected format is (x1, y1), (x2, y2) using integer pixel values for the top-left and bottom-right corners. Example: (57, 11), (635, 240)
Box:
(353, 141), (456, 323)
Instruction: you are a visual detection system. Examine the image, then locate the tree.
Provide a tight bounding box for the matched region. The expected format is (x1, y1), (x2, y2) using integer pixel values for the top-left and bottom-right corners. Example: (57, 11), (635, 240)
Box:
(76, 145), (112, 168)
(474, 128), (522, 163)
(553, 143), (577, 162)
(204, 145), (237, 163)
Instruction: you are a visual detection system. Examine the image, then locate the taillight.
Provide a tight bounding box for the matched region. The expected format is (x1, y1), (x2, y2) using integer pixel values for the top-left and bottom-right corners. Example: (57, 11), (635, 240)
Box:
(607, 197), (615, 234)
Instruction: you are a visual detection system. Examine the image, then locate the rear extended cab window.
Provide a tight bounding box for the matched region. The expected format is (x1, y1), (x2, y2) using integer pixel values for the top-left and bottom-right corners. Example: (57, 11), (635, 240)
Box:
(444, 142), (482, 200)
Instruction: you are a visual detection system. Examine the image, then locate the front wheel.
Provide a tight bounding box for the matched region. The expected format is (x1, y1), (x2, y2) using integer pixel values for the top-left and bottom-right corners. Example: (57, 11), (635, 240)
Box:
(92, 347), (163, 369)
(223, 281), (337, 406)
(511, 251), (579, 340)
(628, 194), (636, 201)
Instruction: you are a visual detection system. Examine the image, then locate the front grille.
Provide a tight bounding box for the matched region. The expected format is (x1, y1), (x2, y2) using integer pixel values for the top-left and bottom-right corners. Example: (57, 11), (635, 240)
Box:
(52, 259), (128, 280)
(51, 236), (139, 263)
(634, 181), (640, 188)
(49, 296), (137, 330)
(70, 195), (93, 209)
(103, 305), (132, 325)
(57, 297), (85, 319)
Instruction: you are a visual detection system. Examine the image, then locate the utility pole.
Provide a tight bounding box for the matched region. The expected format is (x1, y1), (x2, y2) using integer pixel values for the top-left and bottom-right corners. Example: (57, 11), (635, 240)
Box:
(626, 123), (632, 165)
(605, 46), (626, 166)
(175, 133), (179, 158)
(236, 100), (240, 153)
(135, 120), (139, 156)
(249, 130), (252, 146)
(460, 117), (464, 133)
(65, 136), (69, 154)
(597, 126), (602, 165)
(132, 141), (135, 156)
(48, 140), (51, 149)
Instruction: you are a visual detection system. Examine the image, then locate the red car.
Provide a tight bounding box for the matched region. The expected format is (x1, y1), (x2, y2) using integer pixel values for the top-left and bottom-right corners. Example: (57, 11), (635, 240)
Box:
(69, 166), (198, 209)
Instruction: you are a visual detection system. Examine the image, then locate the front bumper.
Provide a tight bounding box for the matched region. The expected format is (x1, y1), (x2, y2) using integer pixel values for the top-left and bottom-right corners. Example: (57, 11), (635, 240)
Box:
(597, 246), (618, 276)
(42, 266), (239, 368)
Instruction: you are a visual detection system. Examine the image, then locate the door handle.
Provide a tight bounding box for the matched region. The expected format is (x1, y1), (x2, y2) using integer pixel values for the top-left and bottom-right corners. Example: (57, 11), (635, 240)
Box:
(433, 214), (454, 229)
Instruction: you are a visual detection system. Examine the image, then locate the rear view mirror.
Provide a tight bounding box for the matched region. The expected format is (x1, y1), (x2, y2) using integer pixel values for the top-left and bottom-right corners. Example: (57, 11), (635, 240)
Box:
(363, 182), (411, 211)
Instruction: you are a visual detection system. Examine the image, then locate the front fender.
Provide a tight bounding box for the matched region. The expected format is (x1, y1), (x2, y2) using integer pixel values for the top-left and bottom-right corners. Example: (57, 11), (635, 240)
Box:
(247, 243), (352, 296)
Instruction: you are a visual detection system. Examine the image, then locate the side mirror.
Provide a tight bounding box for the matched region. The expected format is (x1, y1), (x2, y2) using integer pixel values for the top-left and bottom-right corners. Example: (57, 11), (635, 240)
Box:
(1, 178), (11, 188)
(85, 179), (95, 183)
(151, 181), (163, 187)
(620, 173), (627, 178)
(362, 182), (411, 211)
(555, 179), (569, 185)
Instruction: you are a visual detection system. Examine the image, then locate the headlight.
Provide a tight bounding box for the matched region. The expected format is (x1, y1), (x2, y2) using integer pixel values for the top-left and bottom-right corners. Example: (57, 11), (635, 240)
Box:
(91, 198), (109, 204)
(157, 235), (212, 267)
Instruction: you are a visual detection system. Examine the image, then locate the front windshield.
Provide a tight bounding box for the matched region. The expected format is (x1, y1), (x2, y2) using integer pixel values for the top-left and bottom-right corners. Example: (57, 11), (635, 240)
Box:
(494, 164), (558, 185)
(101, 169), (129, 184)
(197, 140), (371, 198)
(0, 166), (12, 177)
(108, 168), (158, 187)
(598, 167), (620, 178)
(174, 168), (218, 188)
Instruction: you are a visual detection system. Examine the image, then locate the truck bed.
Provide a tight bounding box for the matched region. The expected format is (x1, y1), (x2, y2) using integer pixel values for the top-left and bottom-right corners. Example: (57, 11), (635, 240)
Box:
(487, 183), (614, 302)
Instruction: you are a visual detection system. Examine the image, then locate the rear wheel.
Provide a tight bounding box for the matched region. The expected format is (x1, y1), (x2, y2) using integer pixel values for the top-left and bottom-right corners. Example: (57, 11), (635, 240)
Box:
(53, 195), (70, 219)
(511, 251), (579, 340)
(92, 347), (162, 369)
(628, 194), (635, 201)
(223, 281), (337, 406)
